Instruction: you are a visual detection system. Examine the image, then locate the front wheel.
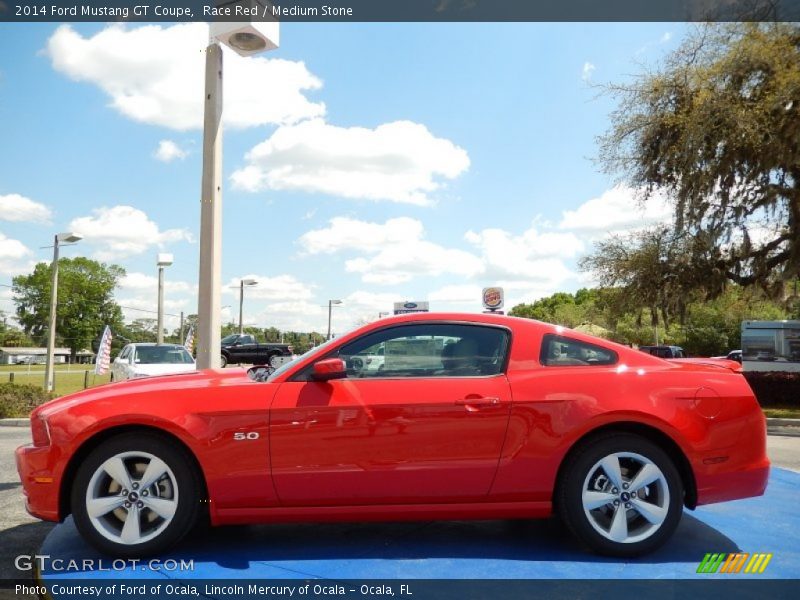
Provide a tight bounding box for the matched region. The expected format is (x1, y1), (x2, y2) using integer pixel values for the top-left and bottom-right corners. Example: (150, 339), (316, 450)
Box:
(557, 433), (683, 557)
(220, 354), (228, 368)
(71, 433), (201, 557)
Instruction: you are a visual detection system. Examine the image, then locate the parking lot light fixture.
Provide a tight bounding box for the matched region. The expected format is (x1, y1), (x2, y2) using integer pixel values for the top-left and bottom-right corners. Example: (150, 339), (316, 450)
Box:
(44, 232), (82, 392)
(327, 299), (343, 341)
(156, 254), (174, 345)
(196, 12), (279, 370)
(238, 278), (258, 335)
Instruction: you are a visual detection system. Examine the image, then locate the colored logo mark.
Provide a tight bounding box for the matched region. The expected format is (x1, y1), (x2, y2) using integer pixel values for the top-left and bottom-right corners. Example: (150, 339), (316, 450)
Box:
(696, 552), (772, 574)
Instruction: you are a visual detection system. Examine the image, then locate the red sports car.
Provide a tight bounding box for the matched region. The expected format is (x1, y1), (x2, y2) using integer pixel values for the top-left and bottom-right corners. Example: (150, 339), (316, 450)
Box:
(16, 313), (769, 558)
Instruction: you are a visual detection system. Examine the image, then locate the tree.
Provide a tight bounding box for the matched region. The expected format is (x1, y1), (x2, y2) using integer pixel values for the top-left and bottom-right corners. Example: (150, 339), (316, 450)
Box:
(12, 258), (125, 360)
(599, 23), (800, 298)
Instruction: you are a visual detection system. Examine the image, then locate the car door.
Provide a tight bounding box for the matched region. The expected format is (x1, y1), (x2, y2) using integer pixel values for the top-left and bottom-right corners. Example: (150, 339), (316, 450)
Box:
(112, 345), (130, 381)
(269, 322), (513, 507)
(236, 336), (259, 363)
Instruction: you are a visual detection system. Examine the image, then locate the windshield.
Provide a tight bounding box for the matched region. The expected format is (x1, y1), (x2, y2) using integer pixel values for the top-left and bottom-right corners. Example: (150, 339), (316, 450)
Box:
(221, 334), (241, 345)
(267, 337), (338, 382)
(134, 346), (194, 365)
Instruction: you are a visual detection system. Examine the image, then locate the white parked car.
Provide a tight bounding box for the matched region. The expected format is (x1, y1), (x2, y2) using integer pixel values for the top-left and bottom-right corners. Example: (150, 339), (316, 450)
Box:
(111, 343), (196, 382)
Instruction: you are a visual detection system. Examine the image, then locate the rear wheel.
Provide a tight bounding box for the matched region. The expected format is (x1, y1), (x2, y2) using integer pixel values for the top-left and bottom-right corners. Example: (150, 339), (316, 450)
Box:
(557, 433), (683, 557)
(71, 433), (201, 557)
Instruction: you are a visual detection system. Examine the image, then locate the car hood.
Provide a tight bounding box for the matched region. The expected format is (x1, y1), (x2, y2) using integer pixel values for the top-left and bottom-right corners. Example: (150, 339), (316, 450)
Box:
(34, 367), (251, 419)
(128, 363), (197, 377)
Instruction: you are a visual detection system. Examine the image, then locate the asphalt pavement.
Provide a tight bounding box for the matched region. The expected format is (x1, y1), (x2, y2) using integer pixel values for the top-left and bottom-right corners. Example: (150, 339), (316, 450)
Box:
(0, 427), (52, 599)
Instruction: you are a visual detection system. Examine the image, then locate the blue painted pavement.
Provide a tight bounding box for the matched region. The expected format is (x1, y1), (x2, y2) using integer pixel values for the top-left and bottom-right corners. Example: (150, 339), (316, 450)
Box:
(38, 468), (799, 582)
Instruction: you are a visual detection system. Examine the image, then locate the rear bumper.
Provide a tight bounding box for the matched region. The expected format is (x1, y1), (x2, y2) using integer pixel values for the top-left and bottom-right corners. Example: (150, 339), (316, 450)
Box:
(15, 444), (61, 522)
(695, 460), (770, 505)
(694, 410), (770, 506)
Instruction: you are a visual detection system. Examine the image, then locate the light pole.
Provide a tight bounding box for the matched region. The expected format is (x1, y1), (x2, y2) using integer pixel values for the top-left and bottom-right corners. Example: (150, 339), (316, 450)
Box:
(156, 254), (173, 345)
(327, 299), (342, 341)
(196, 8), (279, 370)
(44, 232), (82, 393)
(237, 278), (257, 335)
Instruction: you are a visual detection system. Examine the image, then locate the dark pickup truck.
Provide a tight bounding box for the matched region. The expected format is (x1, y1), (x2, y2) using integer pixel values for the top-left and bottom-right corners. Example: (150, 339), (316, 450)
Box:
(220, 334), (293, 367)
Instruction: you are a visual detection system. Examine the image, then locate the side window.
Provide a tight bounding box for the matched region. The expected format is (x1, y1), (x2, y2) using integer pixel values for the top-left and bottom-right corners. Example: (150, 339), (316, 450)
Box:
(326, 324), (509, 379)
(540, 334), (617, 367)
(118, 346), (130, 360)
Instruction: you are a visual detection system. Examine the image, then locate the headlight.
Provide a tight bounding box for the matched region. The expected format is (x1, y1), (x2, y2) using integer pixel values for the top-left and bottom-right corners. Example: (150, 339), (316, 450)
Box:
(31, 415), (51, 447)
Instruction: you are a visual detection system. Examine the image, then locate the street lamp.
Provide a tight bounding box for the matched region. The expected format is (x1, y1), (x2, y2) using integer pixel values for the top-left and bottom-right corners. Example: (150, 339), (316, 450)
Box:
(196, 4), (280, 370)
(237, 278), (257, 335)
(156, 253), (173, 345)
(327, 299), (342, 341)
(44, 232), (82, 393)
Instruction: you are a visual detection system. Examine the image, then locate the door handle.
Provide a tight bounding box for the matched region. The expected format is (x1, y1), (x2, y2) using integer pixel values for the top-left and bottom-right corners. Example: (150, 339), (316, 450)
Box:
(455, 396), (501, 412)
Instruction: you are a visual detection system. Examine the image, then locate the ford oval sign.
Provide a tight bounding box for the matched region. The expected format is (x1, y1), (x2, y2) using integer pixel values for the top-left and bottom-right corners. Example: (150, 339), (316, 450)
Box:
(393, 301), (429, 315)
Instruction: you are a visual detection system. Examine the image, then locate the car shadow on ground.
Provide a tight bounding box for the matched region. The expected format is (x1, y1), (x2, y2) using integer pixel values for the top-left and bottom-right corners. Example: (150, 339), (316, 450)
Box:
(41, 512), (737, 577)
(181, 514), (737, 569)
(0, 520), (54, 580)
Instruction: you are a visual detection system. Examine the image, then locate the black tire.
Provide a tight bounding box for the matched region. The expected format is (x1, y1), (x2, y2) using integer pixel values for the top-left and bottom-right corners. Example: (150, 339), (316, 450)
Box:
(556, 433), (683, 557)
(220, 354), (228, 368)
(71, 432), (202, 557)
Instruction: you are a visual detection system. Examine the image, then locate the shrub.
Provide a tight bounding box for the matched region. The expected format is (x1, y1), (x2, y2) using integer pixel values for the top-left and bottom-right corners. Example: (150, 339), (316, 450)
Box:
(0, 383), (54, 419)
(743, 371), (800, 408)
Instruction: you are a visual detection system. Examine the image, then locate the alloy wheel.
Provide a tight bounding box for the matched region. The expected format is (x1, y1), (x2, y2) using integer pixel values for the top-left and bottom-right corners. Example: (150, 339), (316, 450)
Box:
(84, 451), (179, 545)
(581, 451), (669, 544)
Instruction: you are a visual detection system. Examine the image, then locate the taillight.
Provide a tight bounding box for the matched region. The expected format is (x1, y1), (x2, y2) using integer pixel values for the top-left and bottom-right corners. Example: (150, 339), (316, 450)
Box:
(31, 415), (51, 447)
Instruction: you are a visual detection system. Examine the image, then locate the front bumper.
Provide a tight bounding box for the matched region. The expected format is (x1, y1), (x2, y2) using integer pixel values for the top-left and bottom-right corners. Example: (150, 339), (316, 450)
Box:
(15, 444), (61, 522)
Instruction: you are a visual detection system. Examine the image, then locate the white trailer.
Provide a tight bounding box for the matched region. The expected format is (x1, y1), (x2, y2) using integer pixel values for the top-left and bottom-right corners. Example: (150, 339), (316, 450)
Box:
(741, 320), (800, 372)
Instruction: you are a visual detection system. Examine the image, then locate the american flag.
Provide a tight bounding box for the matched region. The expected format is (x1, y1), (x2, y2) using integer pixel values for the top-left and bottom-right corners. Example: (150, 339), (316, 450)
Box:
(94, 325), (112, 375)
(184, 326), (195, 353)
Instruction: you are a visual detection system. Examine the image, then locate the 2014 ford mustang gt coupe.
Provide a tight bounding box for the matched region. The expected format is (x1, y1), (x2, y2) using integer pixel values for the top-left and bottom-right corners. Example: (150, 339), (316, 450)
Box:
(16, 313), (769, 558)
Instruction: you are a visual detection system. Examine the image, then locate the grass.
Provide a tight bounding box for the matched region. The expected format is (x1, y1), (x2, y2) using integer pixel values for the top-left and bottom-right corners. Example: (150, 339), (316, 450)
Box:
(763, 407), (800, 420)
(0, 364), (111, 397)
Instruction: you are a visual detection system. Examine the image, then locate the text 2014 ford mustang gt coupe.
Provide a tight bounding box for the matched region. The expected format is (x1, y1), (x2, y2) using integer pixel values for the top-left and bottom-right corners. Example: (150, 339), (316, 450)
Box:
(16, 313), (769, 557)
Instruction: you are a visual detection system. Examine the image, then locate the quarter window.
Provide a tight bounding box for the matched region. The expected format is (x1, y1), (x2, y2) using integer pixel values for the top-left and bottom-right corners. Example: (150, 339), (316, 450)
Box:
(540, 334), (617, 366)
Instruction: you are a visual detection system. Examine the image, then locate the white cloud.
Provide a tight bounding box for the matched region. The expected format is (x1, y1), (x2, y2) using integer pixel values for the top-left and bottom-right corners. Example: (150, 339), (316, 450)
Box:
(557, 185), (672, 235)
(153, 140), (187, 162)
(346, 244), (483, 284)
(428, 284), (483, 304)
(581, 61), (596, 82)
(299, 217), (424, 255)
(222, 274), (314, 301)
(0, 193), (52, 224)
(465, 226), (584, 279)
(120, 272), (195, 294)
(299, 217), (483, 284)
(660, 32), (673, 43)
(46, 23), (324, 131)
(69, 205), (193, 260)
(231, 119), (470, 206)
(116, 295), (192, 331)
(0, 232), (34, 277)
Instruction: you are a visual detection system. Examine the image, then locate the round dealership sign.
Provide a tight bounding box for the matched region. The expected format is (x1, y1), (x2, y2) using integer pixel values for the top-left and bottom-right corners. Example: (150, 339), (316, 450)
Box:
(482, 287), (504, 310)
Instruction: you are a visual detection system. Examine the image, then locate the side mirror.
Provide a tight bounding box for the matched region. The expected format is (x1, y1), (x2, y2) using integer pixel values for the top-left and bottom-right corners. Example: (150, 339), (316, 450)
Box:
(312, 358), (347, 381)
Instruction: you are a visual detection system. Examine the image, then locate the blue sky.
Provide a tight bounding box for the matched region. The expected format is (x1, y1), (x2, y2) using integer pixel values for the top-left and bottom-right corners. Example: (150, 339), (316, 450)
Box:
(0, 22), (685, 335)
